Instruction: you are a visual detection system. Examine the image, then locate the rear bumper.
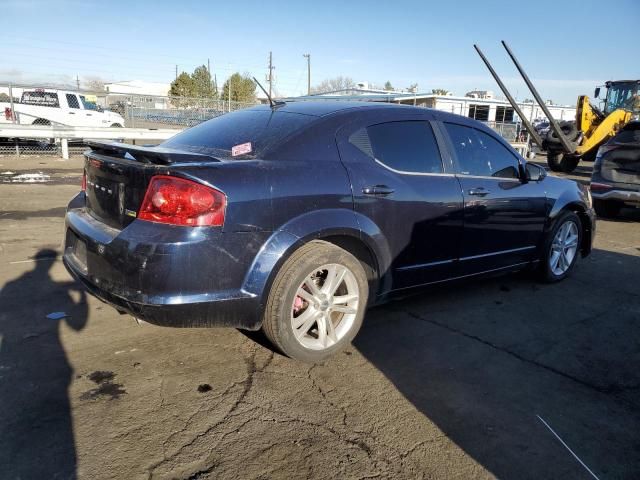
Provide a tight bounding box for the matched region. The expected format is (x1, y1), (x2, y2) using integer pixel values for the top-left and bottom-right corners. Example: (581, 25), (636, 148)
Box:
(591, 189), (640, 205)
(63, 195), (268, 329)
(63, 255), (260, 328)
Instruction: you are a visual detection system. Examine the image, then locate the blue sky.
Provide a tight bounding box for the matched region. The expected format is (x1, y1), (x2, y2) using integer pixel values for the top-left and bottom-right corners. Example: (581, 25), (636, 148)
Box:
(1, 0), (638, 104)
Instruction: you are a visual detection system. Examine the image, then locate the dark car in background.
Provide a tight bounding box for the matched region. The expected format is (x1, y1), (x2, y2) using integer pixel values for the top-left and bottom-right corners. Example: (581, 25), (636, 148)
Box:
(63, 102), (595, 362)
(590, 121), (640, 217)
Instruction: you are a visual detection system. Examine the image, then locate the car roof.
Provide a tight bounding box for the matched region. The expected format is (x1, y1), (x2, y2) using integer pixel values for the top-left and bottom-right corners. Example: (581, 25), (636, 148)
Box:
(248, 100), (418, 117)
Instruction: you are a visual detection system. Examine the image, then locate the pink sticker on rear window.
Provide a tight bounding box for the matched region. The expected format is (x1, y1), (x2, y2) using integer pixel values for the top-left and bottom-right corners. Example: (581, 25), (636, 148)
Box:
(232, 142), (252, 157)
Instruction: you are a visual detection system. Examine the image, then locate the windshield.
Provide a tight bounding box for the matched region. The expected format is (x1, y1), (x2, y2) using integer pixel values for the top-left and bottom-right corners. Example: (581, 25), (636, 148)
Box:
(161, 108), (316, 158)
(605, 82), (640, 114)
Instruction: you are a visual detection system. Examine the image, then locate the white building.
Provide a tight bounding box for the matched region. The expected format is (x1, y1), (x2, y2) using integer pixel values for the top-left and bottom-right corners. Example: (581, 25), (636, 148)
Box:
(286, 88), (577, 126)
(104, 80), (170, 97)
(103, 80), (171, 109)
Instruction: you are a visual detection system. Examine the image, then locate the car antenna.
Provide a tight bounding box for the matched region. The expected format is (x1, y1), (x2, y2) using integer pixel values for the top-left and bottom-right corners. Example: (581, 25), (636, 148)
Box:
(252, 77), (285, 109)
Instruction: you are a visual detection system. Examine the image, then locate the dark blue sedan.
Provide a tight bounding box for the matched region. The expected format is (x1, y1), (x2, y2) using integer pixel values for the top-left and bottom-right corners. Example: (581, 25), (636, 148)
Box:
(63, 102), (595, 362)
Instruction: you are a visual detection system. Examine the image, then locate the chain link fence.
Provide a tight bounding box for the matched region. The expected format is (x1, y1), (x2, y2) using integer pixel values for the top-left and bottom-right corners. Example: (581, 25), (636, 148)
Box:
(0, 84), (260, 155)
(0, 139), (87, 157)
(1, 83), (532, 156)
(102, 93), (257, 129)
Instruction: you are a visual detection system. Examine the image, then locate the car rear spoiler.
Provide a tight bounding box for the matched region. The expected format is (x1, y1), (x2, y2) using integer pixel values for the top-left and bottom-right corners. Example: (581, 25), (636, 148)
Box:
(85, 141), (222, 165)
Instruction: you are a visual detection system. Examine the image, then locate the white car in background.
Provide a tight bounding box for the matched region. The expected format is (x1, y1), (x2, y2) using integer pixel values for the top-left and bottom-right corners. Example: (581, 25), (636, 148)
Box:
(1, 89), (125, 128)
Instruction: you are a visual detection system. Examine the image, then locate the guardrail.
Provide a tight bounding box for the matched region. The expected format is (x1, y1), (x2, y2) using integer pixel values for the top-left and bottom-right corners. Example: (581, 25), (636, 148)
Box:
(0, 124), (182, 159)
(510, 142), (530, 157)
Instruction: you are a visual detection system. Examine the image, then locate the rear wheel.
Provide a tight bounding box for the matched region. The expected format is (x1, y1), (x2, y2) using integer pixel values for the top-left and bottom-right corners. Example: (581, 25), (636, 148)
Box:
(539, 211), (582, 282)
(594, 199), (622, 218)
(110, 123), (123, 128)
(262, 240), (368, 362)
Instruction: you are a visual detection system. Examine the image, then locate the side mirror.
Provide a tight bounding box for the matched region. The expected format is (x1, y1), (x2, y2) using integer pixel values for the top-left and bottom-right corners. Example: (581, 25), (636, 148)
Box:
(594, 87), (600, 99)
(525, 162), (546, 182)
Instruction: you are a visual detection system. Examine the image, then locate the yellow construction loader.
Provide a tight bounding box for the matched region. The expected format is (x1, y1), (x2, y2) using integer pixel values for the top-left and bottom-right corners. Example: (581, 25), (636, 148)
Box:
(474, 42), (639, 173)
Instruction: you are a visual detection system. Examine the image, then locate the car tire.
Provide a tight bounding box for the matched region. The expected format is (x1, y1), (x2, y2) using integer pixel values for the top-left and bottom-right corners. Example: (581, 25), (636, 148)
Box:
(545, 120), (579, 145)
(262, 240), (368, 363)
(547, 151), (564, 172)
(539, 211), (582, 283)
(547, 152), (580, 173)
(110, 123), (123, 128)
(593, 199), (622, 218)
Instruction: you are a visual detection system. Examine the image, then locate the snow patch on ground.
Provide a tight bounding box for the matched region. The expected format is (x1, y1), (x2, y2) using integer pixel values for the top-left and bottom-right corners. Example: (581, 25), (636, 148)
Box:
(1, 171), (50, 183)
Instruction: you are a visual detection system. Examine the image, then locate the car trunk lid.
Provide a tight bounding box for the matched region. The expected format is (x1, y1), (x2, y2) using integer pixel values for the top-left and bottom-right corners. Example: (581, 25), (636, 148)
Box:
(83, 141), (222, 229)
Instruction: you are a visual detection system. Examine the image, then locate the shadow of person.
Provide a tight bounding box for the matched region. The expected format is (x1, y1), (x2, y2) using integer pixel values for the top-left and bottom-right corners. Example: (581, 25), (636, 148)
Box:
(0, 249), (88, 480)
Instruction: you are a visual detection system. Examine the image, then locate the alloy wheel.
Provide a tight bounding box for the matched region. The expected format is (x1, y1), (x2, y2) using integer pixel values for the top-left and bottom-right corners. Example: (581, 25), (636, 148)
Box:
(549, 220), (579, 276)
(291, 263), (359, 350)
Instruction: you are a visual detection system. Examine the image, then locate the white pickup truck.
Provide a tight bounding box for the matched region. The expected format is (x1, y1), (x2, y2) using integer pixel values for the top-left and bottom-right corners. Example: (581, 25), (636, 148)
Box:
(1, 89), (125, 127)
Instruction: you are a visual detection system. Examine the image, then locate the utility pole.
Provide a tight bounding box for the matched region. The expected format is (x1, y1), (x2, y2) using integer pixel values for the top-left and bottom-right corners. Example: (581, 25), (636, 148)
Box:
(76, 75), (80, 90)
(175, 65), (178, 80)
(266, 51), (275, 98)
(303, 54), (310, 95)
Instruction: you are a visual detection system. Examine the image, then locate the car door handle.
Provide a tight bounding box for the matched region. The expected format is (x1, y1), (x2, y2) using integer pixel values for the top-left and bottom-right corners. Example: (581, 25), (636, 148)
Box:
(362, 185), (394, 196)
(68, 112), (76, 114)
(468, 187), (490, 196)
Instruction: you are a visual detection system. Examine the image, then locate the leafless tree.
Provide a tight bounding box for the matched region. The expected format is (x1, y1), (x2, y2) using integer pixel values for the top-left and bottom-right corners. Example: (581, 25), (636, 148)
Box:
(310, 76), (355, 94)
(84, 76), (105, 92)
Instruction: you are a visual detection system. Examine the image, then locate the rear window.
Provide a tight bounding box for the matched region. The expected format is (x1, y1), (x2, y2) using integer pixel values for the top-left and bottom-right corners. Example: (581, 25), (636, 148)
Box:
(21, 91), (59, 107)
(161, 109), (316, 158)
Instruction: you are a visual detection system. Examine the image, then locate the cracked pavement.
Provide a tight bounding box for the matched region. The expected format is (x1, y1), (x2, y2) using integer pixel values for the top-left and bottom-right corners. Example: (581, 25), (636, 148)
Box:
(0, 155), (639, 479)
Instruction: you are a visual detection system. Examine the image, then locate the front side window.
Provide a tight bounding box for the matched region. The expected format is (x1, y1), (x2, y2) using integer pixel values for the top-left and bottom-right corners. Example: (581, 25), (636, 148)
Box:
(80, 96), (98, 111)
(445, 123), (520, 179)
(350, 121), (443, 174)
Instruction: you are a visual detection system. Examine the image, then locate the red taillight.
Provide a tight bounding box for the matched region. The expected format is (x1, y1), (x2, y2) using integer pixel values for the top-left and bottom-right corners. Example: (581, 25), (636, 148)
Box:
(4, 107), (13, 120)
(590, 182), (612, 192)
(138, 175), (226, 227)
(81, 170), (86, 191)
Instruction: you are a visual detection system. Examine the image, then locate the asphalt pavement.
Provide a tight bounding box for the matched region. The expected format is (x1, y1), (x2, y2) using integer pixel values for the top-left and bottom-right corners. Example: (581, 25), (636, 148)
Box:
(0, 154), (638, 479)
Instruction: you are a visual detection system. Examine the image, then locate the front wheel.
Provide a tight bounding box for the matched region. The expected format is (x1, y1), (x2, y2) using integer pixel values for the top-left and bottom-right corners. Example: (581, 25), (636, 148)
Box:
(262, 240), (368, 362)
(539, 211), (582, 282)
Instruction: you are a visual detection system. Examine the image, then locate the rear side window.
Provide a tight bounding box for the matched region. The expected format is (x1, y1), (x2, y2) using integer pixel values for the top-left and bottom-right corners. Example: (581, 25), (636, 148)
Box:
(349, 121), (443, 174)
(444, 123), (520, 179)
(66, 94), (80, 109)
(162, 109), (316, 158)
